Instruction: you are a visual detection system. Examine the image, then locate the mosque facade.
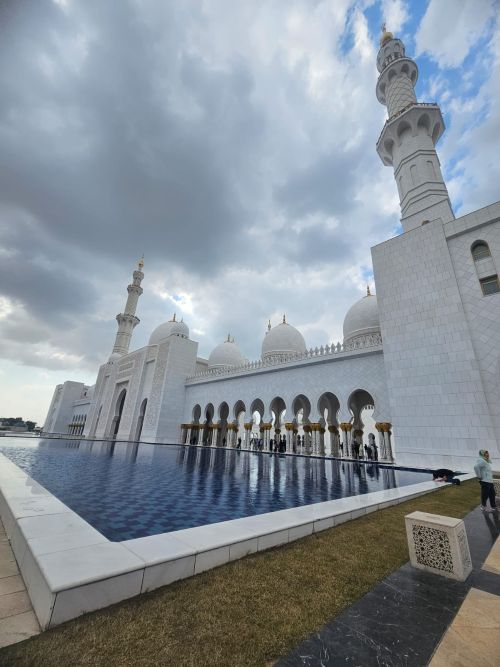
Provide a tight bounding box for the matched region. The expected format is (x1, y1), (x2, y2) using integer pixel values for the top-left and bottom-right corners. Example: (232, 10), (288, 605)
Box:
(43, 30), (500, 472)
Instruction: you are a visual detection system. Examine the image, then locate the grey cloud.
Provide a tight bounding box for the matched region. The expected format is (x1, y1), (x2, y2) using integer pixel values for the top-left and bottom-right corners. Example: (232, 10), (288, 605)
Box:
(0, 0), (265, 274)
(275, 150), (359, 219)
(0, 253), (97, 323)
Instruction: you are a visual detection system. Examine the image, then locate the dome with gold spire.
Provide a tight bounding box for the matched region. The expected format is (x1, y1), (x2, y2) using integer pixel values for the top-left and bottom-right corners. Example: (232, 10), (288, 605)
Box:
(208, 335), (245, 369)
(380, 23), (393, 47)
(343, 287), (380, 346)
(261, 315), (307, 361)
(148, 313), (189, 345)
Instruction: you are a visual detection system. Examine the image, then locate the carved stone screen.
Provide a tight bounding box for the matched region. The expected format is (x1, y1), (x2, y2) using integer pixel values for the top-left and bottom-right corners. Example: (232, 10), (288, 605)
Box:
(405, 511), (472, 581)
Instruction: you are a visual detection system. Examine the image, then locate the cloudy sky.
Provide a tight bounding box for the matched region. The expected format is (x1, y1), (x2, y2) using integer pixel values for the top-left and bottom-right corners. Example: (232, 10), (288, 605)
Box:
(0, 0), (499, 424)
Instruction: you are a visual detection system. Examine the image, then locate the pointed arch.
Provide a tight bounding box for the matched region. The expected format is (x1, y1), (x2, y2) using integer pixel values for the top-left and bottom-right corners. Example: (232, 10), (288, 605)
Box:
(112, 389), (127, 438)
(134, 398), (147, 441)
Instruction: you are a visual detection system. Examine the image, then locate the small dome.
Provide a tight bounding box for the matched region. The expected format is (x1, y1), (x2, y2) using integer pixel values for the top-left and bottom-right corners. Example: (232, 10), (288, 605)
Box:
(380, 30), (393, 47)
(261, 316), (307, 360)
(149, 314), (189, 345)
(343, 288), (380, 344)
(208, 337), (245, 369)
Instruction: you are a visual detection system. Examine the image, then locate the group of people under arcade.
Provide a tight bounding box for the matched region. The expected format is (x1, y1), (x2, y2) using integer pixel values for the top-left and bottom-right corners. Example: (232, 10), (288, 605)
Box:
(230, 434), (379, 459)
(339, 439), (379, 461)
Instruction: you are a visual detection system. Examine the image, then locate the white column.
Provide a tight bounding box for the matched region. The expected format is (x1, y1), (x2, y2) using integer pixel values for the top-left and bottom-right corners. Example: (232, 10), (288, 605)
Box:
(383, 423), (394, 462)
(376, 424), (386, 460)
(244, 424), (252, 449)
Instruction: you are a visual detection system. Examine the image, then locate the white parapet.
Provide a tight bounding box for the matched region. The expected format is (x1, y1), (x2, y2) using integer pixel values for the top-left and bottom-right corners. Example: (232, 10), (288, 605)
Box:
(405, 511), (472, 581)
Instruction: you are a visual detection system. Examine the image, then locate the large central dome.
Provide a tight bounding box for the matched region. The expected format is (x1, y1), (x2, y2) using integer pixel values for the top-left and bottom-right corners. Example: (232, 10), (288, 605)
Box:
(261, 317), (307, 361)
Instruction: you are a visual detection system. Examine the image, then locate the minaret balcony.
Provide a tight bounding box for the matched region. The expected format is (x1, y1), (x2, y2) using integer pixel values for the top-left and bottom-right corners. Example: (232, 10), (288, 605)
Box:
(376, 103), (445, 166)
(115, 313), (140, 327)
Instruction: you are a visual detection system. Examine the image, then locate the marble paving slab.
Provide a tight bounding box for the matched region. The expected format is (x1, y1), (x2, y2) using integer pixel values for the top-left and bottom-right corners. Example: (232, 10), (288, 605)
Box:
(0, 518), (40, 649)
(429, 587), (500, 666)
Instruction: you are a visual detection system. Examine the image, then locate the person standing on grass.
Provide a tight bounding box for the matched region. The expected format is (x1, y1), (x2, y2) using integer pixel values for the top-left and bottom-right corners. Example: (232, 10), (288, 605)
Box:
(474, 450), (498, 512)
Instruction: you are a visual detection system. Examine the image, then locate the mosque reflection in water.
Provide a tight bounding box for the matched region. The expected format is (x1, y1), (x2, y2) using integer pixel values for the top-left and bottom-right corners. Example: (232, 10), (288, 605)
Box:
(0, 438), (420, 541)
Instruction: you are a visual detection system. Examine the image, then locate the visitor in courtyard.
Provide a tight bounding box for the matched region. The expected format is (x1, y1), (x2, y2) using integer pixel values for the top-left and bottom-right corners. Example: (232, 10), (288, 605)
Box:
(339, 442), (343, 456)
(237, 437), (241, 449)
(474, 450), (498, 512)
(432, 469), (460, 486)
(373, 442), (378, 461)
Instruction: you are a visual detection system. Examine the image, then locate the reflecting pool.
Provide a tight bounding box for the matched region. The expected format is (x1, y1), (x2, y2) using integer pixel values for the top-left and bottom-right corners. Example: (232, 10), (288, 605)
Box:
(0, 438), (430, 541)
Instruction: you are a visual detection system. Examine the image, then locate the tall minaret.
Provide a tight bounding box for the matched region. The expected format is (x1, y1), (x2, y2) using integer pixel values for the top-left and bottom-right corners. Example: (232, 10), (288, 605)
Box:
(375, 26), (454, 232)
(110, 257), (144, 359)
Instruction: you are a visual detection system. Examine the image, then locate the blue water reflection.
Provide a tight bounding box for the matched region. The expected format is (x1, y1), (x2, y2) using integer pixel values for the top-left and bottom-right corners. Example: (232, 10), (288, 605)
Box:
(0, 438), (429, 541)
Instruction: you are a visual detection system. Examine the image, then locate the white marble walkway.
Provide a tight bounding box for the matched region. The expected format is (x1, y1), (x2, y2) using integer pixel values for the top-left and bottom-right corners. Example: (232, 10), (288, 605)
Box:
(0, 518), (39, 648)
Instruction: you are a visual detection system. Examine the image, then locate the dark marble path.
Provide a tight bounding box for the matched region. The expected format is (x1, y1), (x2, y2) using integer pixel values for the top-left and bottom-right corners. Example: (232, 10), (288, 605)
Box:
(277, 507), (500, 667)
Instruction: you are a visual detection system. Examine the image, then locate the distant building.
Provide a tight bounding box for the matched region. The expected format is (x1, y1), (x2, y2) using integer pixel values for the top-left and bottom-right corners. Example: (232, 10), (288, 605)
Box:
(43, 29), (500, 471)
(12, 421), (28, 433)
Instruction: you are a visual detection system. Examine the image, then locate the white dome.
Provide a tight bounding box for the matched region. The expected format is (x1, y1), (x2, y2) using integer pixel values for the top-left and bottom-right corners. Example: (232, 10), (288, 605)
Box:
(170, 319), (189, 338)
(261, 318), (307, 360)
(343, 290), (380, 344)
(208, 338), (245, 369)
(149, 315), (189, 345)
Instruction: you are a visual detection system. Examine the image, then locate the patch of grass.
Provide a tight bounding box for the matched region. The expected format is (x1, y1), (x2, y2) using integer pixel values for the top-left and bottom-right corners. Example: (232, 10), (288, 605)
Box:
(1, 481), (479, 666)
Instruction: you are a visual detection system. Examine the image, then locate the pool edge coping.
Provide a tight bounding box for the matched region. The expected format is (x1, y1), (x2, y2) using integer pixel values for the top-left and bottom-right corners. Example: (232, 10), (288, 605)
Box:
(0, 452), (475, 630)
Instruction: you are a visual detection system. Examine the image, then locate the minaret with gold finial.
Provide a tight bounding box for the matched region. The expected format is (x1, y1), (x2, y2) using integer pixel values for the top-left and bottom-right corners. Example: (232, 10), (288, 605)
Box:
(375, 25), (454, 232)
(110, 257), (144, 359)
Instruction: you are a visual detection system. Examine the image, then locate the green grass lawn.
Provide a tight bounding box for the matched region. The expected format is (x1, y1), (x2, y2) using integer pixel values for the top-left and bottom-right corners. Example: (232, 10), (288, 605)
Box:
(1, 480), (480, 666)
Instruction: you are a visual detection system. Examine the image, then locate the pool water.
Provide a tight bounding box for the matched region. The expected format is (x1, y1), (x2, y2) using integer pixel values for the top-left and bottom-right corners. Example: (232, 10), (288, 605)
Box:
(0, 438), (430, 541)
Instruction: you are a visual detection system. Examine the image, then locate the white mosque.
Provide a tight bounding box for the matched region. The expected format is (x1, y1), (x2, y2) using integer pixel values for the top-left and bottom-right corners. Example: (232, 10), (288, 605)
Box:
(43, 29), (500, 472)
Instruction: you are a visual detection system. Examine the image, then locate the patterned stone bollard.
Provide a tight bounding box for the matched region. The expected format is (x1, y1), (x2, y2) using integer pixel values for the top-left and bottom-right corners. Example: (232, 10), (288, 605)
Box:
(405, 511), (472, 581)
(493, 478), (500, 498)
